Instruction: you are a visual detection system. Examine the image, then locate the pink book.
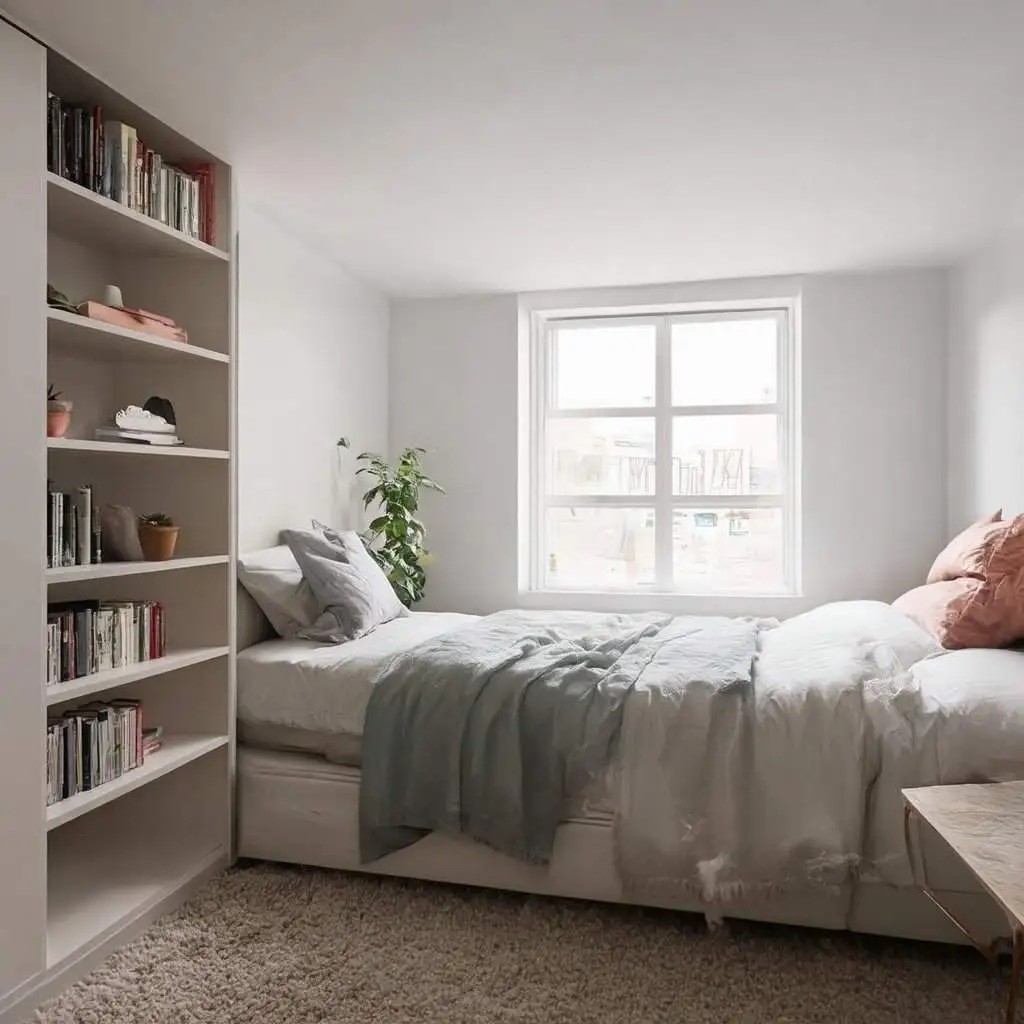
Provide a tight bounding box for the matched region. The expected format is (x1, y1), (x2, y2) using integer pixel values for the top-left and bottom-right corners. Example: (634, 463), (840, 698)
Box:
(77, 301), (188, 343)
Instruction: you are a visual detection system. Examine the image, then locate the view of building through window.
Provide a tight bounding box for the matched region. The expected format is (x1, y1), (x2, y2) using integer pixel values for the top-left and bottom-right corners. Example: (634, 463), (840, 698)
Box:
(535, 309), (793, 593)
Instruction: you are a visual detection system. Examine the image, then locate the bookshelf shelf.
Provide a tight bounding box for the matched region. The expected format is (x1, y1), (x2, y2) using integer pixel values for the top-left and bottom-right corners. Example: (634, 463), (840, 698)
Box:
(47, 173), (230, 261)
(46, 792), (228, 971)
(45, 645), (230, 705)
(46, 555), (229, 583)
(47, 308), (230, 364)
(47, 437), (230, 460)
(46, 733), (228, 831)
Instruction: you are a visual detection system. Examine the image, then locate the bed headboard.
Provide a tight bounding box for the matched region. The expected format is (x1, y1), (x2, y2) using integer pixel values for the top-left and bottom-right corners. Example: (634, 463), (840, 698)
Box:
(237, 582), (274, 651)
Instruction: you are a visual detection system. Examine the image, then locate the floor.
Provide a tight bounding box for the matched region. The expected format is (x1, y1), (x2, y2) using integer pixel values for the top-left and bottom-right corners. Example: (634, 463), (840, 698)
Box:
(33, 862), (1011, 1023)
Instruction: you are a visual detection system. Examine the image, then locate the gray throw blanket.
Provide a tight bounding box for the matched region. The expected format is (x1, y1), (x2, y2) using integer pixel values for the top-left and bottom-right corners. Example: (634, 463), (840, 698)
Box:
(359, 609), (760, 864)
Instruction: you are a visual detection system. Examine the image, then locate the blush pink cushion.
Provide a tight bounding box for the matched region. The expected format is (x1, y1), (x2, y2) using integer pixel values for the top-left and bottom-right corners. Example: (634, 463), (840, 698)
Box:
(896, 515), (1024, 648)
(926, 509), (1004, 583)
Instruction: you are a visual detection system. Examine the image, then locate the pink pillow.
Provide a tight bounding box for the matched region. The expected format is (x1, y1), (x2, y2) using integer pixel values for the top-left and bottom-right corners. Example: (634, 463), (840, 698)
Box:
(926, 509), (1004, 583)
(896, 515), (1024, 648)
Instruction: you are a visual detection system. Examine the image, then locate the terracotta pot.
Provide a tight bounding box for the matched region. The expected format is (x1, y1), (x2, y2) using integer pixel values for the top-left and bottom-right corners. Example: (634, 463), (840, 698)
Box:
(46, 402), (72, 438)
(138, 525), (180, 561)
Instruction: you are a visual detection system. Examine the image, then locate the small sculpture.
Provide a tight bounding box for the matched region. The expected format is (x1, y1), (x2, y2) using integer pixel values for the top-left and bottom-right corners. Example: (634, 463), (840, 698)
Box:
(115, 404), (175, 434)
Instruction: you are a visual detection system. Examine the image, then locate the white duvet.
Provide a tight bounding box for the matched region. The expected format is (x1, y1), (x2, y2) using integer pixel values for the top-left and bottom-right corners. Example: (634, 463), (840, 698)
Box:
(238, 604), (1024, 902)
(615, 600), (1024, 904)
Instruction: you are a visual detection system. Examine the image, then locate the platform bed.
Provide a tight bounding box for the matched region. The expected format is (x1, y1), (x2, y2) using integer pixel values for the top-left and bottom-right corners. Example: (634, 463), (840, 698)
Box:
(236, 745), (1006, 946)
(233, 590), (1024, 948)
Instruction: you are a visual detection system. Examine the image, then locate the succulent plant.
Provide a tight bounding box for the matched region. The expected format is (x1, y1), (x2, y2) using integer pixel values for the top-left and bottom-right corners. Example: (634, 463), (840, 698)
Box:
(47, 384), (62, 402)
(139, 513), (175, 528)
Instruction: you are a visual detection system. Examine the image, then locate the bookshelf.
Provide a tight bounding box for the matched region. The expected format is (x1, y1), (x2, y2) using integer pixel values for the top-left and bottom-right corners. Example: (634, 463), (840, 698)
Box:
(48, 308), (230, 365)
(0, 20), (236, 1018)
(46, 735), (230, 830)
(47, 173), (230, 261)
(45, 646), (229, 705)
(47, 437), (230, 459)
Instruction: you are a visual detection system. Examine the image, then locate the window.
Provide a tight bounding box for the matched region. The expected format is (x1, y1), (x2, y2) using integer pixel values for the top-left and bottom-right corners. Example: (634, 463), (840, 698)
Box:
(528, 303), (798, 596)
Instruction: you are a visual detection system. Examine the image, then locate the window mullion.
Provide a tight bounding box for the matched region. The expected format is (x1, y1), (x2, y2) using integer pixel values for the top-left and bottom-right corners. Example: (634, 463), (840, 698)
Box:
(654, 317), (673, 590)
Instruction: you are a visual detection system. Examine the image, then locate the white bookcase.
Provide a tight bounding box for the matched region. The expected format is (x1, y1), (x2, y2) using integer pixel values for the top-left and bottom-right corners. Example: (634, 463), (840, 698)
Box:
(0, 18), (236, 1019)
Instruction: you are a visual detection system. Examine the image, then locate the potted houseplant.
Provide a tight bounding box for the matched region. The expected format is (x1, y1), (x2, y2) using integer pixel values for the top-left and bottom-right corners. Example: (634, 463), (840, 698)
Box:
(340, 440), (444, 606)
(46, 385), (72, 438)
(138, 513), (180, 561)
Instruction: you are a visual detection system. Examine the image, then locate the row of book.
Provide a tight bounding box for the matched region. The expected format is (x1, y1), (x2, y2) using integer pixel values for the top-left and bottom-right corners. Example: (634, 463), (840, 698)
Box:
(47, 600), (166, 686)
(46, 93), (217, 246)
(45, 700), (161, 806)
(47, 485), (102, 568)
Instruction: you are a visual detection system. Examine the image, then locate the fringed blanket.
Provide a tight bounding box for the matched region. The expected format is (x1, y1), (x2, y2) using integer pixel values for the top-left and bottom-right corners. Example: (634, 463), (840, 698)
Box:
(359, 601), (943, 905)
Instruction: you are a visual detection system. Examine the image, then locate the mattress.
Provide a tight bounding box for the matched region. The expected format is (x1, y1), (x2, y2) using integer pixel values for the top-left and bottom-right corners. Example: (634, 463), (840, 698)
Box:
(237, 611), (478, 763)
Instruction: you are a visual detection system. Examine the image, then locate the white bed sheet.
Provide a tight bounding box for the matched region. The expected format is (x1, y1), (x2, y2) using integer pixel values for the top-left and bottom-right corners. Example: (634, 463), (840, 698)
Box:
(237, 611), (477, 740)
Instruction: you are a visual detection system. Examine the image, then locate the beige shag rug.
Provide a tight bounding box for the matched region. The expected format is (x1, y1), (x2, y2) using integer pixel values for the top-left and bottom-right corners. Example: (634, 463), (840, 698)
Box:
(34, 862), (1010, 1023)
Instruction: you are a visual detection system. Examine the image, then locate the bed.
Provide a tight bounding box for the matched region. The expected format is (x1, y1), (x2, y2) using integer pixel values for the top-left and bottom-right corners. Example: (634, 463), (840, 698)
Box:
(235, 601), (1024, 945)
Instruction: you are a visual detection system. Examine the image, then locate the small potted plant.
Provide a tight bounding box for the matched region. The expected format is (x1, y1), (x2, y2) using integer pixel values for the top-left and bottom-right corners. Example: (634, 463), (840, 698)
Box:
(138, 513), (180, 561)
(47, 385), (73, 438)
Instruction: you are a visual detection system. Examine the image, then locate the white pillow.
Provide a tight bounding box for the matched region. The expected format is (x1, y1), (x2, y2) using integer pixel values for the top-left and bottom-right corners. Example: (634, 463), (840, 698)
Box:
(237, 545), (320, 639)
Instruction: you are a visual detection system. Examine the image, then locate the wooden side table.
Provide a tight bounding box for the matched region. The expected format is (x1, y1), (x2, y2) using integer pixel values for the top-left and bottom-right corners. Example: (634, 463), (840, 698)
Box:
(904, 782), (1024, 1024)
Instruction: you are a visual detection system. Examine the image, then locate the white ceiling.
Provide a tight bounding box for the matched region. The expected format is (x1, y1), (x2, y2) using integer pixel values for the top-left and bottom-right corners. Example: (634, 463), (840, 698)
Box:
(5, 0), (1024, 297)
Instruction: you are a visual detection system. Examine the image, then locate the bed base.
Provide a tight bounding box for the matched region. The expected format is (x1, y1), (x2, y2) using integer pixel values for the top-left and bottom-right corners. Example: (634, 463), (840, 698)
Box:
(237, 746), (1005, 946)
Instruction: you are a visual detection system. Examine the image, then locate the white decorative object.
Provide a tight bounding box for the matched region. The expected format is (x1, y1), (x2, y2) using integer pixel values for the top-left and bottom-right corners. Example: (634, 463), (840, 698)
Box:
(102, 284), (124, 307)
(115, 405), (175, 434)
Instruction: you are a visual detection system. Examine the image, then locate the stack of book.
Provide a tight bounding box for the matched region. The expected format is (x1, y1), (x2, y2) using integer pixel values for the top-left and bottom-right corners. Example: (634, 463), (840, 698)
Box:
(143, 726), (163, 758)
(47, 600), (166, 686)
(95, 425), (182, 447)
(46, 699), (145, 806)
(46, 92), (217, 246)
(47, 484), (101, 568)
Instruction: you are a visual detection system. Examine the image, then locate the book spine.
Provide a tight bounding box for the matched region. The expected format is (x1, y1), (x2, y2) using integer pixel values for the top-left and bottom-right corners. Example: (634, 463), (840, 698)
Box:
(55, 492), (65, 567)
(47, 491), (54, 569)
(75, 485), (91, 565)
(92, 512), (102, 564)
(121, 126), (131, 206)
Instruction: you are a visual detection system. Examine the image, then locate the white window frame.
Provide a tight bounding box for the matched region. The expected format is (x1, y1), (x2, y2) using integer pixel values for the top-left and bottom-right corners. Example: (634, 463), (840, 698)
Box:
(527, 299), (800, 597)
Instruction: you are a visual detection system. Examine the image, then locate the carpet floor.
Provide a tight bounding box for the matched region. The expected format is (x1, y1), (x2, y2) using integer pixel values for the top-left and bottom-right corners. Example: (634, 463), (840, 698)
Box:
(33, 862), (1011, 1023)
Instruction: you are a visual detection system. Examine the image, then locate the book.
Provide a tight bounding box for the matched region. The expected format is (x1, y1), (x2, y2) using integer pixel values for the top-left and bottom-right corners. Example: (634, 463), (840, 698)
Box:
(48, 700), (147, 804)
(47, 483), (101, 568)
(75, 485), (92, 566)
(94, 426), (183, 446)
(77, 300), (188, 343)
(49, 93), (217, 242)
(46, 600), (166, 687)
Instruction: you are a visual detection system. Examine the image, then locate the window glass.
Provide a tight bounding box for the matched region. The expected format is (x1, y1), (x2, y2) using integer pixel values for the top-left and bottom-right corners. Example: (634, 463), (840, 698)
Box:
(672, 507), (784, 591)
(546, 417), (655, 496)
(545, 507), (656, 589)
(553, 324), (656, 409)
(672, 415), (779, 496)
(671, 317), (777, 406)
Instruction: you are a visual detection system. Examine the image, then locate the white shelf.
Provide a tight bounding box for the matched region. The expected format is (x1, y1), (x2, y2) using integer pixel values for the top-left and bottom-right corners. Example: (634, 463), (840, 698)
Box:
(47, 437), (230, 459)
(47, 824), (226, 970)
(46, 734), (229, 831)
(46, 555), (229, 583)
(46, 646), (230, 705)
(47, 173), (230, 261)
(47, 308), (229, 364)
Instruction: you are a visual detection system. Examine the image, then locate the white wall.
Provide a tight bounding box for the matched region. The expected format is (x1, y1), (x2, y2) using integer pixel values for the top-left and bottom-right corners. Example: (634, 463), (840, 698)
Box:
(947, 227), (1024, 531)
(391, 268), (949, 617)
(237, 202), (390, 552)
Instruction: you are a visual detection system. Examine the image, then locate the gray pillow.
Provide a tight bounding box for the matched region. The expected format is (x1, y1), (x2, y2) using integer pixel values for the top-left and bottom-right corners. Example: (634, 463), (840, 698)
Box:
(282, 528), (406, 642)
